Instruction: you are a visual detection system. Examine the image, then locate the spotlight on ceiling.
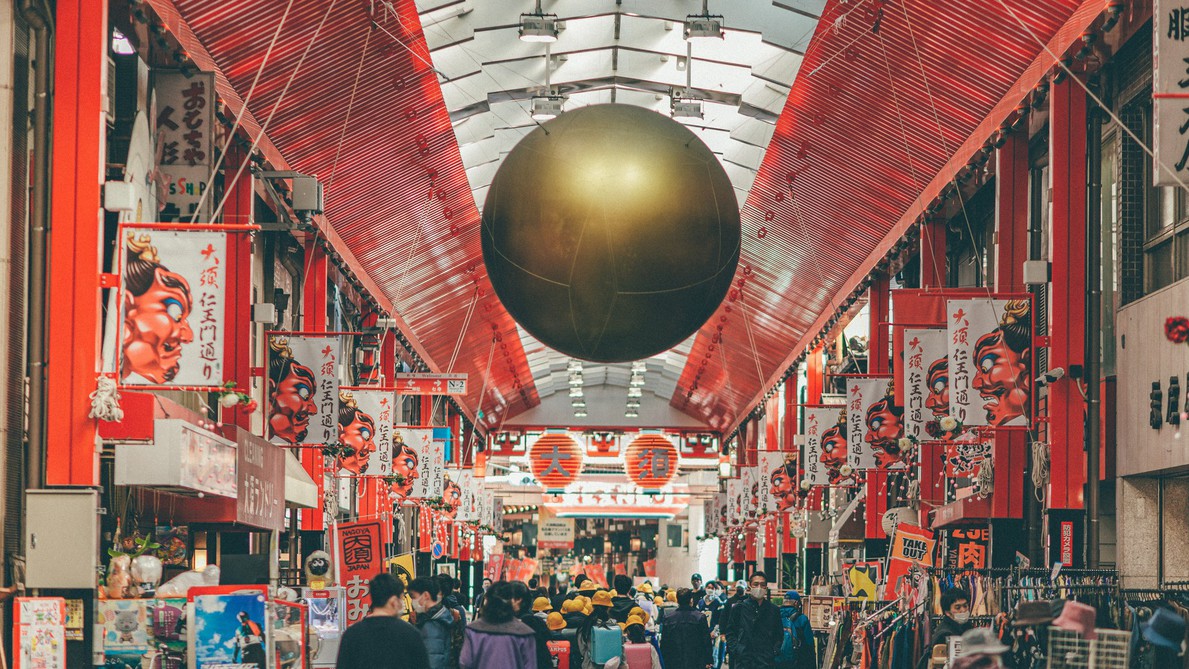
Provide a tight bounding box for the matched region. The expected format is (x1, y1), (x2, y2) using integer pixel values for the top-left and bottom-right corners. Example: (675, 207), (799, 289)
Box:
(671, 97), (704, 119)
(683, 15), (724, 40)
(569, 387), (584, 398)
(520, 9), (559, 43)
(575, 410), (588, 418)
(627, 387), (643, 398)
(531, 94), (566, 121)
(629, 373), (646, 387)
(625, 409), (640, 418)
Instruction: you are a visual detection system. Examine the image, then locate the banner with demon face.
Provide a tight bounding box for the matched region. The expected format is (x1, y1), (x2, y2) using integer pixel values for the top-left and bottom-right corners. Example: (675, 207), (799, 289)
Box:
(335, 389), (394, 477)
(392, 427), (445, 500)
(267, 334), (340, 445)
(759, 451), (798, 512)
(804, 406), (847, 485)
(903, 328), (950, 441)
(119, 228), (226, 387)
(947, 298), (1033, 428)
(847, 377), (906, 470)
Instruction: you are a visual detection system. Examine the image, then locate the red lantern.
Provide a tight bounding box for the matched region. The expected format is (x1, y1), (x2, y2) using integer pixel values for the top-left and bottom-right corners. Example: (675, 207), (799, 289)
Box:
(625, 434), (678, 491)
(529, 433), (583, 492)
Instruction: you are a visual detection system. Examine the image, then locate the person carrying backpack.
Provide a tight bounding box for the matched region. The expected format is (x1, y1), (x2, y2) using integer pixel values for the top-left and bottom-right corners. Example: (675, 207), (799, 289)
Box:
(776, 591), (815, 669)
(578, 590), (623, 669)
(659, 588), (713, 669)
(623, 616), (662, 669)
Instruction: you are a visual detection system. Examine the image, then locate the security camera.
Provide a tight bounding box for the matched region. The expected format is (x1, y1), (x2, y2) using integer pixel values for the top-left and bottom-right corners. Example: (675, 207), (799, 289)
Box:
(1036, 367), (1065, 388)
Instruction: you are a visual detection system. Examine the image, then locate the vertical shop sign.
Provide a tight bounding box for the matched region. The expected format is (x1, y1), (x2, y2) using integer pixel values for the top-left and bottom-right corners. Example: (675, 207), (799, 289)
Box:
(902, 328), (948, 440)
(884, 524), (936, 600)
(154, 71), (215, 222)
(740, 465), (763, 519)
(847, 377), (903, 470)
(946, 527), (990, 570)
(14, 597), (66, 669)
(394, 427), (445, 499)
(946, 299), (1033, 428)
(267, 334), (341, 446)
(1060, 521), (1075, 566)
(337, 521), (384, 626)
(119, 228), (226, 388)
(233, 428), (285, 530)
(1154, 2), (1189, 186)
(335, 389), (394, 477)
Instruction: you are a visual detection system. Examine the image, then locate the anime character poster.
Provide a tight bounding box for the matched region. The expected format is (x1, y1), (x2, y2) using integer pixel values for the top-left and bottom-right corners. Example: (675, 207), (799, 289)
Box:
(393, 427), (445, 500)
(848, 377), (906, 470)
(119, 228), (226, 388)
(267, 334), (341, 446)
(335, 389), (394, 476)
(99, 600), (150, 658)
(947, 298), (1033, 428)
(803, 406), (844, 486)
(902, 328), (949, 441)
(759, 451), (798, 512)
(191, 591), (269, 669)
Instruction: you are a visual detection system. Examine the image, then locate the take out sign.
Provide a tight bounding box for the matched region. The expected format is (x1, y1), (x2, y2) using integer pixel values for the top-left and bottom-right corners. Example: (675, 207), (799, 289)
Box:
(395, 373), (468, 395)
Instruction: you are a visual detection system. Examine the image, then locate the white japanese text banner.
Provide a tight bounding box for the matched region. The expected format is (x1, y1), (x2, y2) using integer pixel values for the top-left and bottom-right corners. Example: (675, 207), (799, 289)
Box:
(267, 334), (340, 445)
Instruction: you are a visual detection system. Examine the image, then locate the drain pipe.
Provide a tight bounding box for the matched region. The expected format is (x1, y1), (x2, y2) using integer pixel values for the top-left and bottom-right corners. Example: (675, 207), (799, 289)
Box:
(1085, 90), (1102, 568)
(21, 0), (52, 491)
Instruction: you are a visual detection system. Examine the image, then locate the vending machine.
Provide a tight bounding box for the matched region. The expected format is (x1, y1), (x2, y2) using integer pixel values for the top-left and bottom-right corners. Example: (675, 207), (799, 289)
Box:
(302, 587), (345, 667)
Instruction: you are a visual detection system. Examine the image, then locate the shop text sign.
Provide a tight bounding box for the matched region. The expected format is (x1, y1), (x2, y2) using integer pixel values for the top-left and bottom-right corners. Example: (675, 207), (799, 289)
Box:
(232, 428), (285, 531)
(395, 372), (468, 395)
(537, 518), (576, 550)
(1155, 2), (1189, 186)
(337, 521), (384, 626)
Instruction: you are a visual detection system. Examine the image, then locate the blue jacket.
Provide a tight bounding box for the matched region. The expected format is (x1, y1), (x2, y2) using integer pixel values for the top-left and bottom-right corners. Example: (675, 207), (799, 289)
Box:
(416, 604), (457, 669)
(777, 605), (816, 669)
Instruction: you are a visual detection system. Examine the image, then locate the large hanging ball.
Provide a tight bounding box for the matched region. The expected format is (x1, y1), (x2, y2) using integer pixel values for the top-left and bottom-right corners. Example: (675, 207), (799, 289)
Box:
(481, 104), (741, 363)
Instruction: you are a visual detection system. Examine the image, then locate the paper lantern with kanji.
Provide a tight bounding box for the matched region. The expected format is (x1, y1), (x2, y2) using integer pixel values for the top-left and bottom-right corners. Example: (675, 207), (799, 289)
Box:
(625, 434), (678, 491)
(529, 433), (584, 492)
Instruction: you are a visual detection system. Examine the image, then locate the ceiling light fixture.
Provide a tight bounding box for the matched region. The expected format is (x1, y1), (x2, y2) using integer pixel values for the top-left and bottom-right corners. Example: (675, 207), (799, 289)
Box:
(569, 387), (584, 398)
(625, 410), (639, 418)
(531, 94), (565, 121)
(629, 374), (646, 387)
(684, 1), (724, 40)
(672, 41), (704, 120)
(631, 361), (647, 373)
(519, 0), (559, 42)
(627, 387), (643, 398)
(575, 410), (588, 418)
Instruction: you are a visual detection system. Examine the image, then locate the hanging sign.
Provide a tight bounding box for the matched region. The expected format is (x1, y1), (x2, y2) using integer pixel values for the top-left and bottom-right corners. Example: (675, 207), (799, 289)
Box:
(944, 437), (992, 479)
(538, 518), (576, 550)
(624, 434), (678, 491)
(804, 406), (846, 485)
(945, 527), (990, 570)
(393, 427), (445, 499)
(759, 451), (797, 512)
(847, 376), (905, 470)
(529, 433), (584, 492)
(1155, 2), (1189, 186)
(903, 328), (949, 441)
(449, 469), (488, 522)
(395, 372), (468, 395)
(704, 498), (720, 535)
(14, 597), (66, 669)
(946, 298), (1033, 428)
(335, 388), (394, 476)
(884, 524), (936, 600)
(337, 521), (384, 626)
(231, 427), (285, 531)
(740, 465), (763, 520)
(153, 70), (215, 222)
(267, 334), (341, 445)
(712, 492), (730, 534)
(119, 227), (226, 388)
(726, 477), (746, 527)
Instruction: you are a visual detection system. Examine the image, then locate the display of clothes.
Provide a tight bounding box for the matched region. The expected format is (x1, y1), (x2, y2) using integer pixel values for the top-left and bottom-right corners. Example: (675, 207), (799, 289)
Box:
(1120, 585), (1189, 669)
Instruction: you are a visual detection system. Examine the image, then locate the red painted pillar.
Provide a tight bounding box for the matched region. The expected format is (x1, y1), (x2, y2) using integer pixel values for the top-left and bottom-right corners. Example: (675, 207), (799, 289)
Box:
(300, 240), (329, 531)
(920, 218), (947, 289)
(991, 131), (1032, 520)
(1048, 78), (1088, 510)
(866, 276), (891, 538)
(45, 0), (108, 486)
(783, 377), (800, 554)
(221, 146), (253, 429)
(805, 347), (824, 511)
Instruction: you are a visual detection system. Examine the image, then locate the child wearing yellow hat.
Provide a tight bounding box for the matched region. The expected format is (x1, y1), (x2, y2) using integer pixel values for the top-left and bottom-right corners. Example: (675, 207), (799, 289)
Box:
(623, 616), (663, 668)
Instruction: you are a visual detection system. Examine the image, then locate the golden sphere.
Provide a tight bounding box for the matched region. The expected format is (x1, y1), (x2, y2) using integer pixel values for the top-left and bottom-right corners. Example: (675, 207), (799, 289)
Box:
(481, 104), (741, 363)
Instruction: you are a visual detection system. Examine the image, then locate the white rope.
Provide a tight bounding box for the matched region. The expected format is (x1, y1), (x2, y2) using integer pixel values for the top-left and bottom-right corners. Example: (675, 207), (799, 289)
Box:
(975, 456), (995, 496)
(1030, 440), (1050, 502)
(89, 376), (124, 422)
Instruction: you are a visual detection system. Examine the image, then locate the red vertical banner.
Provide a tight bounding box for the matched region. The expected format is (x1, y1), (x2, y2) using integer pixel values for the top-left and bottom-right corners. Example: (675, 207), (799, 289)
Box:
(781, 512), (798, 555)
(300, 241), (329, 531)
(419, 509), (433, 553)
(744, 527), (757, 563)
(718, 532), (730, 566)
(337, 521), (384, 626)
(450, 523), (460, 560)
(220, 145), (253, 429)
(764, 519), (779, 559)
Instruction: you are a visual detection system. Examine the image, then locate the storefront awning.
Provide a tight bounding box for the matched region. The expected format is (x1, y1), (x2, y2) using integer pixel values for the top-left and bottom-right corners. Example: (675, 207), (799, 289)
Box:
(285, 452), (318, 509)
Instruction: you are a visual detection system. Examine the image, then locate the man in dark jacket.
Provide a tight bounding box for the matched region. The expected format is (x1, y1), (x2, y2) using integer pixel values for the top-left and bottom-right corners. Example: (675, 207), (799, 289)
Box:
(660, 588), (714, 669)
(433, 573), (466, 667)
(690, 573), (706, 603)
(719, 579), (748, 640)
(336, 573), (431, 669)
(726, 572), (784, 669)
(408, 577), (456, 669)
(927, 589), (972, 652)
(609, 574), (637, 623)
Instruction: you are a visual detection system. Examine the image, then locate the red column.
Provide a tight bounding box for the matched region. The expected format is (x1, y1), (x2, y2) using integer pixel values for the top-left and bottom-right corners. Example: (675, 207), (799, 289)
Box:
(221, 146), (253, 429)
(866, 277), (890, 538)
(990, 131), (1032, 519)
(805, 347), (824, 511)
(300, 240), (328, 531)
(920, 218), (947, 289)
(1047, 78), (1088, 510)
(45, 0), (108, 486)
(783, 377), (800, 554)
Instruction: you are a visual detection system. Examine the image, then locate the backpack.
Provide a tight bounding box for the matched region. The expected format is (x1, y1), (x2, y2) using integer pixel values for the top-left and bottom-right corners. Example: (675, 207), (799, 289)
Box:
(623, 642), (652, 668)
(548, 639), (572, 669)
(591, 624), (624, 665)
(778, 609), (803, 662)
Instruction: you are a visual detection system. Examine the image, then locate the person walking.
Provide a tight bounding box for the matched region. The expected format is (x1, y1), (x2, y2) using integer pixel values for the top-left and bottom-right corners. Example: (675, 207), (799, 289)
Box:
(698, 582), (727, 669)
(689, 574), (706, 603)
(460, 581), (539, 669)
(610, 575), (637, 623)
(659, 588), (713, 669)
(776, 591), (815, 669)
(725, 572), (783, 669)
(623, 616), (662, 669)
(510, 580), (556, 669)
(474, 578), (493, 616)
(577, 590), (622, 669)
(408, 577), (459, 669)
(336, 573), (432, 669)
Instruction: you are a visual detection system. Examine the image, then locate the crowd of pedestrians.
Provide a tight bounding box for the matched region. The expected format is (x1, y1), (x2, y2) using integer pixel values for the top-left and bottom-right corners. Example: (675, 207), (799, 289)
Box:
(336, 568), (817, 669)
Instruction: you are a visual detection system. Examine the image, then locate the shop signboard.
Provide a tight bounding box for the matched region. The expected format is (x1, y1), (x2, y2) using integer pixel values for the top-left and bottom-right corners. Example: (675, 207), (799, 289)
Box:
(395, 372), (468, 395)
(336, 521), (384, 626)
(189, 586), (269, 669)
(153, 70), (215, 222)
(334, 388), (395, 477)
(945, 527), (990, 570)
(450, 469), (491, 523)
(99, 600), (151, 662)
(884, 523), (936, 601)
(267, 333), (342, 446)
(946, 298), (1033, 428)
(740, 465), (763, 520)
(393, 426), (445, 499)
(14, 597), (66, 669)
(806, 595), (841, 631)
(1155, 2), (1189, 186)
(118, 226), (227, 388)
(538, 518), (576, 550)
(115, 418), (237, 498)
(847, 376), (904, 470)
(232, 427), (286, 531)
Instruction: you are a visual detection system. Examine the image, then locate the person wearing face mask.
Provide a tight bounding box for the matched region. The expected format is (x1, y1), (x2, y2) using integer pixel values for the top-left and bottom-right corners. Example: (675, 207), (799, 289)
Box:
(725, 572), (783, 669)
(408, 577), (458, 669)
(923, 588), (973, 667)
(697, 582), (727, 669)
(475, 578), (493, 616)
(336, 573), (431, 669)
